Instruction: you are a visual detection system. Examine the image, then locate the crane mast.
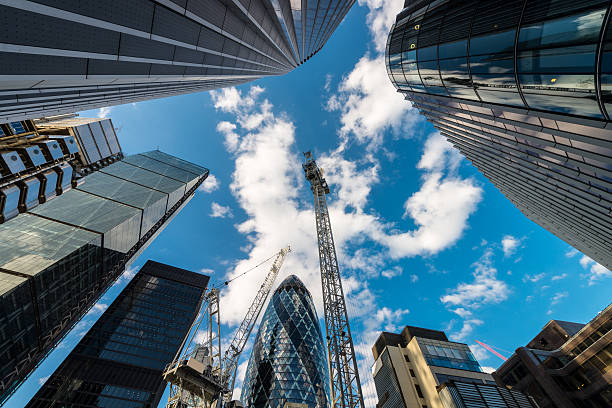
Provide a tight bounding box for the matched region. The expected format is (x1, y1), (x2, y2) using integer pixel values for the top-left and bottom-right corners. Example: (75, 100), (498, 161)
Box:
(303, 151), (365, 408)
(220, 246), (291, 401)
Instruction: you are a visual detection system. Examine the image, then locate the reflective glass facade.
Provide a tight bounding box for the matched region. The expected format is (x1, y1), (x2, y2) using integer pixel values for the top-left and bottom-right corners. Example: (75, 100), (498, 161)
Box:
(386, 0), (612, 269)
(0, 150), (208, 402)
(415, 337), (481, 372)
(242, 275), (330, 408)
(0, 0), (355, 122)
(26, 260), (209, 408)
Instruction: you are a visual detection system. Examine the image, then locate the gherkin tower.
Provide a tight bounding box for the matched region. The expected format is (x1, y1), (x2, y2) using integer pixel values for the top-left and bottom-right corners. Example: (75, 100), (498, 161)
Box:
(241, 275), (330, 408)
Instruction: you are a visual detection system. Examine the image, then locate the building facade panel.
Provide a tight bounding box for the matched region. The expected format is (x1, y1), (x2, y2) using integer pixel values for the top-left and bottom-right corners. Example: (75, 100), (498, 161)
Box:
(242, 275), (330, 408)
(25, 260), (209, 408)
(0, 0), (357, 122)
(386, 0), (612, 269)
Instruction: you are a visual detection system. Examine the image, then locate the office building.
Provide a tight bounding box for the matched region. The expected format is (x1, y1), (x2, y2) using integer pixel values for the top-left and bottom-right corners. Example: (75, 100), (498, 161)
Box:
(371, 326), (536, 408)
(493, 303), (612, 408)
(386, 0), (612, 269)
(25, 260), (209, 407)
(0, 0), (356, 122)
(0, 142), (208, 402)
(241, 275), (330, 408)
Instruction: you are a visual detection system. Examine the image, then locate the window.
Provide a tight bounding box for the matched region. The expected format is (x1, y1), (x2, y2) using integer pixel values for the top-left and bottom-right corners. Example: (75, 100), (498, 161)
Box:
(415, 384), (424, 398)
(410, 369), (416, 377)
(404, 355), (410, 362)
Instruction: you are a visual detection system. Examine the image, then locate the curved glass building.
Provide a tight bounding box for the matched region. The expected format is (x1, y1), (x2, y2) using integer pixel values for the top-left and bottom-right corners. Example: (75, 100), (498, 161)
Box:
(386, 0), (612, 269)
(241, 275), (330, 408)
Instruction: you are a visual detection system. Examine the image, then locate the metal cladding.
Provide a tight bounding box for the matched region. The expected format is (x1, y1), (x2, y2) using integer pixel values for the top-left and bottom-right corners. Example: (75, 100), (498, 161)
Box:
(241, 275), (331, 408)
(386, 0), (612, 269)
(0, 0), (356, 122)
(26, 261), (209, 408)
(0, 150), (208, 404)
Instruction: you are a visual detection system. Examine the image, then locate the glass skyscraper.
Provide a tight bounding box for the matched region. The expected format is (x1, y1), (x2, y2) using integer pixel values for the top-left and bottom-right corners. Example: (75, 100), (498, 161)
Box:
(386, 0), (612, 269)
(0, 149), (208, 403)
(0, 0), (356, 122)
(25, 260), (210, 408)
(241, 275), (330, 408)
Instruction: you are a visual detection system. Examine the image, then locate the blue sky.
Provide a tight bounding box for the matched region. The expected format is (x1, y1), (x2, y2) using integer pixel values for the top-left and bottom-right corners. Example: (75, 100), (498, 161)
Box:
(7, 1), (611, 406)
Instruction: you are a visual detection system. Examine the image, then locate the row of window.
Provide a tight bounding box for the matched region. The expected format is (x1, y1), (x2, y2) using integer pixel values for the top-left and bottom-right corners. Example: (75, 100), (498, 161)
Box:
(388, 3), (612, 119)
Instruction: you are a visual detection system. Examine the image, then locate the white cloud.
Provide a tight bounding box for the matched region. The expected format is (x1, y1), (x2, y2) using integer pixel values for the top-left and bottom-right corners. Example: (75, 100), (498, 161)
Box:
(576, 255), (611, 285)
(565, 248), (579, 258)
(469, 343), (489, 362)
(481, 366), (496, 374)
(442, 249), (510, 342)
(441, 250), (510, 309)
(200, 268), (215, 275)
(551, 291), (568, 305)
(210, 202), (233, 218)
(381, 266), (402, 279)
(551, 273), (568, 281)
(38, 376), (50, 385)
(410, 274), (418, 283)
(90, 303), (108, 314)
(523, 273), (545, 283)
(97, 106), (112, 118)
(501, 235), (521, 257)
(199, 174), (219, 193)
(449, 319), (484, 342)
(327, 54), (420, 148)
(113, 264), (138, 286)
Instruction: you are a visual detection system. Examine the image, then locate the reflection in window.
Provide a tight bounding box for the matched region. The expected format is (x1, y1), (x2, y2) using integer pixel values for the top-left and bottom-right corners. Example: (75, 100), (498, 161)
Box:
(517, 6), (606, 118)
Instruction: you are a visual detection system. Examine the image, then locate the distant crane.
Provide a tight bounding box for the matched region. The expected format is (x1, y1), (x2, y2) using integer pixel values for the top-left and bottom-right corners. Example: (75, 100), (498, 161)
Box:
(303, 151), (365, 408)
(475, 340), (509, 361)
(163, 246), (291, 408)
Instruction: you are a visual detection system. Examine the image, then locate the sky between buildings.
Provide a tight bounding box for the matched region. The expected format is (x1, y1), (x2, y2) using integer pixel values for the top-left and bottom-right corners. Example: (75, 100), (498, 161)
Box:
(7, 0), (611, 406)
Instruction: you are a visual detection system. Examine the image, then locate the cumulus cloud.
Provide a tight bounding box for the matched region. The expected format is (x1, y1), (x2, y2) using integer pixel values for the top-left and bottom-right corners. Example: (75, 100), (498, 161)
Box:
(450, 319), (484, 342)
(551, 273), (568, 281)
(209, 85), (484, 407)
(210, 202), (233, 218)
(199, 174), (220, 193)
(381, 266), (403, 279)
(442, 249), (510, 342)
(325, 0), (420, 150)
(482, 366), (496, 374)
(441, 250), (510, 309)
(523, 273), (545, 283)
(470, 343), (489, 362)
(577, 255), (611, 285)
(38, 376), (50, 386)
(501, 235), (521, 257)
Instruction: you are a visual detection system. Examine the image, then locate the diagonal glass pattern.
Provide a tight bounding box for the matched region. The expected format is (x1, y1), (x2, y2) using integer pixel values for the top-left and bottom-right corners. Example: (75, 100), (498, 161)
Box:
(242, 275), (330, 408)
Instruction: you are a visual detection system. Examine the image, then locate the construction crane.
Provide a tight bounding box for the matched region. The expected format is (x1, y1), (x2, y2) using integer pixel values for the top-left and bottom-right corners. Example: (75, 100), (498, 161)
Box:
(475, 340), (509, 361)
(163, 246), (291, 408)
(303, 151), (365, 408)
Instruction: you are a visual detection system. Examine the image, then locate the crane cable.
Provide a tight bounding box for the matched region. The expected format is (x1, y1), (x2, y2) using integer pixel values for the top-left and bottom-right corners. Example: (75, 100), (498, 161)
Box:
(209, 251), (280, 289)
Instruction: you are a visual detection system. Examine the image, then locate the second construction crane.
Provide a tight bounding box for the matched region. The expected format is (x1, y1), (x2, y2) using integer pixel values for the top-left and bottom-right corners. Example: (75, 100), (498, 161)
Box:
(303, 152), (365, 408)
(163, 246), (291, 408)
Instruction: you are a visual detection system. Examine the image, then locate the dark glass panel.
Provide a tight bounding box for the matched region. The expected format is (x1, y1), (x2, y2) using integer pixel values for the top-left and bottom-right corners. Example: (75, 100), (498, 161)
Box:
(419, 60), (443, 87)
(417, 45), (437, 62)
(439, 40), (468, 59)
(470, 30), (516, 55)
(402, 49), (417, 64)
(518, 45), (596, 73)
